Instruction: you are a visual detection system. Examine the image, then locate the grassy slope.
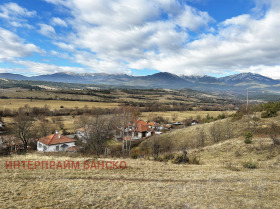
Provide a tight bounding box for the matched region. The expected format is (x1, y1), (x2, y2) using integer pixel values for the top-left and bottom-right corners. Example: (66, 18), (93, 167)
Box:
(140, 110), (235, 122)
(1, 133), (280, 208)
(137, 113), (280, 151)
(1, 113), (280, 208)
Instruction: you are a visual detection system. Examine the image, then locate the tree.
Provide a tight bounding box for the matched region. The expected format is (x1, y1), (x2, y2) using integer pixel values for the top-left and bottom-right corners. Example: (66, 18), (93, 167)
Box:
(210, 121), (223, 143)
(77, 113), (116, 156)
(35, 115), (56, 137)
(196, 126), (206, 147)
(224, 117), (234, 139)
(12, 114), (34, 153)
(244, 132), (253, 144)
(269, 123), (280, 146)
(172, 113), (178, 122)
(116, 106), (135, 156)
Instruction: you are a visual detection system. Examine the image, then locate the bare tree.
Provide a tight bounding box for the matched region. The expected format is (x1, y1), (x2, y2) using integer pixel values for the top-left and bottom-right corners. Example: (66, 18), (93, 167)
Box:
(210, 121), (223, 143)
(252, 112), (260, 133)
(116, 106), (135, 156)
(196, 126), (206, 147)
(269, 123), (280, 146)
(224, 117), (234, 139)
(12, 114), (34, 153)
(172, 113), (178, 122)
(77, 113), (116, 156)
(36, 115), (56, 137)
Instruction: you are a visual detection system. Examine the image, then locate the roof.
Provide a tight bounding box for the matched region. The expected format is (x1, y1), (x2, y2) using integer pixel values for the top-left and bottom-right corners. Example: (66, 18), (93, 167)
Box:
(136, 120), (151, 132)
(77, 127), (85, 132)
(147, 122), (158, 126)
(124, 136), (132, 141)
(38, 134), (76, 145)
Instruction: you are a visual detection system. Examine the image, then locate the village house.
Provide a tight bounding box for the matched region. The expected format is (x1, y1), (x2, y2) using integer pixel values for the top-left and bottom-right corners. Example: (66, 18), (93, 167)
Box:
(0, 121), (6, 134)
(191, 120), (200, 126)
(76, 127), (88, 143)
(37, 131), (76, 152)
(134, 119), (153, 138)
(115, 119), (154, 141)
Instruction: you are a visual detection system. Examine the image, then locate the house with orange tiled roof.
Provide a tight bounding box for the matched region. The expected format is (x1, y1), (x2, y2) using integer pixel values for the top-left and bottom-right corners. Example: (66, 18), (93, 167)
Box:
(115, 119), (154, 141)
(37, 131), (76, 152)
(135, 119), (152, 138)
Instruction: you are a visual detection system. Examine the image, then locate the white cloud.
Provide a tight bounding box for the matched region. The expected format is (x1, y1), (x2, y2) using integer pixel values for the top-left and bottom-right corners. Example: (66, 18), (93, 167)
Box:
(38, 24), (56, 37)
(44, 0), (212, 73)
(0, 2), (36, 18)
(176, 5), (214, 31)
(12, 60), (89, 75)
(41, 0), (280, 79)
(53, 42), (75, 51)
(0, 2), (36, 28)
(0, 27), (41, 61)
(51, 17), (67, 27)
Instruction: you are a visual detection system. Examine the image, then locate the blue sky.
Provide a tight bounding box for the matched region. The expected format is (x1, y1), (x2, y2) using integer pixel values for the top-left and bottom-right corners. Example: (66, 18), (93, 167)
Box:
(0, 0), (280, 78)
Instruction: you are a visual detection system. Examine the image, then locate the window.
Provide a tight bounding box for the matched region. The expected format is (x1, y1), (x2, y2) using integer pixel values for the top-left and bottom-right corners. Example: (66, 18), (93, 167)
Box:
(56, 146), (59, 151)
(38, 143), (42, 148)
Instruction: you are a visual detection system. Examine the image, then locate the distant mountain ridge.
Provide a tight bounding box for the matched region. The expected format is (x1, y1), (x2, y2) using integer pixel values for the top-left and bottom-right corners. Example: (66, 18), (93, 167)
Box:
(0, 72), (279, 94)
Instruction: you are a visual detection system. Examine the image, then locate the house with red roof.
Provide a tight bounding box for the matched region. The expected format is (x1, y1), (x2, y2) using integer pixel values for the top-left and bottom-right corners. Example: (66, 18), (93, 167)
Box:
(115, 119), (154, 141)
(135, 119), (152, 138)
(37, 131), (76, 152)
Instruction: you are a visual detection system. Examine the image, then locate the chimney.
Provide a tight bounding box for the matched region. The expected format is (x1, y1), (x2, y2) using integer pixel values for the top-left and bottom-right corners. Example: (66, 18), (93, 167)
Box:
(58, 134), (61, 139)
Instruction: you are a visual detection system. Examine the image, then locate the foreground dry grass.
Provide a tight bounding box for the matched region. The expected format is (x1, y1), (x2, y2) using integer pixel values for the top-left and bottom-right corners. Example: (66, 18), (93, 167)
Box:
(1, 137), (280, 209)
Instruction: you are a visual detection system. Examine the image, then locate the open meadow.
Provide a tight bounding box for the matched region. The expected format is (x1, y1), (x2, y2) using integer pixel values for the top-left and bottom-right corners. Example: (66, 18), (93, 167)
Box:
(0, 99), (119, 110)
(1, 134), (280, 208)
(140, 110), (236, 122)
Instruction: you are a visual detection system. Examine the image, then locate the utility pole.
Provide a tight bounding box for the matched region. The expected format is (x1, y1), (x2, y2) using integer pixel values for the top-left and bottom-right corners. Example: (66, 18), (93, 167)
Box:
(246, 88), (257, 113)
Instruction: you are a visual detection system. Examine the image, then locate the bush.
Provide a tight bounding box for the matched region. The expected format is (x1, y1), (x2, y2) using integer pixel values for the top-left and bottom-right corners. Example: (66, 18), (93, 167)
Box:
(243, 161), (257, 169)
(172, 151), (189, 164)
(154, 155), (164, 162)
(188, 155), (200, 165)
(163, 153), (175, 161)
(260, 101), (280, 118)
(225, 162), (240, 171)
(244, 132), (253, 144)
(131, 154), (138, 159)
(231, 112), (243, 121)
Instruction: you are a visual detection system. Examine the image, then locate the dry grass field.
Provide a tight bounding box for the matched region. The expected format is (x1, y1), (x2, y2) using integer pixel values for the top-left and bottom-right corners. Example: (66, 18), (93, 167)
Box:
(1, 135), (279, 208)
(0, 99), (119, 110)
(140, 110), (235, 122)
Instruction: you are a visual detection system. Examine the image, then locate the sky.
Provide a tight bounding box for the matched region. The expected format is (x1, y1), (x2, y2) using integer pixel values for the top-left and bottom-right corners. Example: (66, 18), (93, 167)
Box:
(0, 0), (280, 78)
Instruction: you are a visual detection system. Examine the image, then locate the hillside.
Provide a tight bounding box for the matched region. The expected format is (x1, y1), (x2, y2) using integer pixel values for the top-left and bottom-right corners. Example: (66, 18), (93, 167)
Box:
(136, 112), (280, 154)
(1, 131), (279, 208)
(1, 72), (280, 95)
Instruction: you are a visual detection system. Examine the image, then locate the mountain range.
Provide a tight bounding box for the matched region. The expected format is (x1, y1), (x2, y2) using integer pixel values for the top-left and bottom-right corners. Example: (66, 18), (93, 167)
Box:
(0, 72), (280, 94)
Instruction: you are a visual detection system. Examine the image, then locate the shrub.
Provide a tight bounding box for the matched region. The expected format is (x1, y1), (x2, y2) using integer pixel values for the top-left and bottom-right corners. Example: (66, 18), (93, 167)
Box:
(231, 112), (243, 121)
(154, 155), (164, 162)
(172, 151), (189, 164)
(225, 162), (240, 171)
(243, 161), (257, 169)
(188, 155), (200, 165)
(163, 153), (175, 161)
(131, 154), (138, 159)
(244, 132), (253, 144)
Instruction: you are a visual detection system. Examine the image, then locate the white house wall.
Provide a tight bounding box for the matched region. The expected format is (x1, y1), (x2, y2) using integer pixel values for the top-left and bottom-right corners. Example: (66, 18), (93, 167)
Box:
(37, 141), (75, 152)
